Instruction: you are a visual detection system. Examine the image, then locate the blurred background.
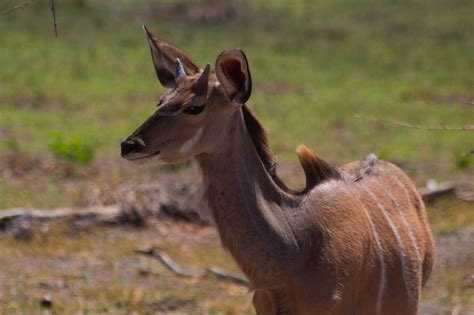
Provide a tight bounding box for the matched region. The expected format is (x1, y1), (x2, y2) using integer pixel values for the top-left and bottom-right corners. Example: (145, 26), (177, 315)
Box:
(0, 0), (472, 313)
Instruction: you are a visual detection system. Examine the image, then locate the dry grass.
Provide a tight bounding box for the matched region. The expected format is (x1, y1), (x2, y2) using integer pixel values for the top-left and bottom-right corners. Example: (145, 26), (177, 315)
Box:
(0, 221), (253, 314)
(0, 215), (472, 314)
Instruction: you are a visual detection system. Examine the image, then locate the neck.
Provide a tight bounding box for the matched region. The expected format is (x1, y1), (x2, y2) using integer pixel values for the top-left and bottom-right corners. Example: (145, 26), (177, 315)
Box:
(196, 109), (302, 286)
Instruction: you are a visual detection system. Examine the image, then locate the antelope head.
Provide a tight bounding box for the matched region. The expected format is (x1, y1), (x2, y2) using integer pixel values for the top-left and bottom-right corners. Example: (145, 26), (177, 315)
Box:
(121, 26), (252, 164)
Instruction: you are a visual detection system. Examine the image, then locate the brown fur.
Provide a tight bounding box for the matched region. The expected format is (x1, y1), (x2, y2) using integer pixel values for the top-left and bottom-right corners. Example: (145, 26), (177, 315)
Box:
(241, 105), (275, 174)
(354, 153), (378, 181)
(296, 145), (340, 192)
(241, 104), (300, 195)
(122, 29), (435, 315)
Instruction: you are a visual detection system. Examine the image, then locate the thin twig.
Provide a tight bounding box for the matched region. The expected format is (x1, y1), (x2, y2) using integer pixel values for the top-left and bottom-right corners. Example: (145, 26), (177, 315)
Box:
(355, 114), (474, 131)
(206, 266), (250, 286)
(51, 0), (58, 37)
(134, 248), (250, 287)
(0, 1), (34, 15)
(134, 248), (205, 277)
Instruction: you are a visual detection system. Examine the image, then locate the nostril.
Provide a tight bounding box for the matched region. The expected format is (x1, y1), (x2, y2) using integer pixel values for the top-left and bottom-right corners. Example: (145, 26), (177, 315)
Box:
(121, 140), (138, 157)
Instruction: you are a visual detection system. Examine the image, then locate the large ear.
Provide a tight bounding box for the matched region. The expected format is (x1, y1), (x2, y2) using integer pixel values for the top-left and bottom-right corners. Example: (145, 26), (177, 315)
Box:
(143, 25), (200, 88)
(215, 48), (252, 104)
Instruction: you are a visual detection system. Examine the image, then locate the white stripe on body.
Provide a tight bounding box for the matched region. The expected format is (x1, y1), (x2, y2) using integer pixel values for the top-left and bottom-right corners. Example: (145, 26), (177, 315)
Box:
(347, 184), (386, 315)
(362, 186), (416, 306)
(361, 204), (386, 315)
(375, 178), (422, 300)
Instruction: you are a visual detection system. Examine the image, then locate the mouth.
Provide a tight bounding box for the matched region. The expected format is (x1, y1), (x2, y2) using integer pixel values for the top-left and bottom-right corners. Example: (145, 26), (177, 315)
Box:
(124, 150), (160, 161)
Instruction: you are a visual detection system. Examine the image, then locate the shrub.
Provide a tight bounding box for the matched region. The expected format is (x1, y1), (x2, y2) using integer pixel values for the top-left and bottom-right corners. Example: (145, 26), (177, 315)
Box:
(454, 152), (472, 170)
(48, 131), (97, 165)
(2, 138), (19, 151)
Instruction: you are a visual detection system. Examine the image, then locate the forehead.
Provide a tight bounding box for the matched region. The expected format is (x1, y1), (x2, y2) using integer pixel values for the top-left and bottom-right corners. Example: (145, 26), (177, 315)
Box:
(157, 77), (199, 115)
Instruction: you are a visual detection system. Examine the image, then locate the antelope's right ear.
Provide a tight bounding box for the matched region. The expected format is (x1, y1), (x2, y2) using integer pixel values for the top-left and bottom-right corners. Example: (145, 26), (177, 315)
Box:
(143, 25), (200, 88)
(215, 48), (252, 104)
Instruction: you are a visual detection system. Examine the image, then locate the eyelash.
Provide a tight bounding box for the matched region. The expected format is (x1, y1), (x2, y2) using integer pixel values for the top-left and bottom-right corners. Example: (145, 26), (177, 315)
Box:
(183, 105), (205, 115)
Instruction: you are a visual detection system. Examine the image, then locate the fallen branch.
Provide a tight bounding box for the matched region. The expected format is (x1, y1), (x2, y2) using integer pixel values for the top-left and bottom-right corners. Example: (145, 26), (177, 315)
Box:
(0, 205), (120, 223)
(355, 114), (474, 131)
(418, 182), (456, 202)
(134, 248), (205, 277)
(206, 266), (249, 286)
(0, 1), (34, 15)
(134, 247), (250, 287)
(0, 206), (121, 238)
(456, 191), (474, 202)
(0, 183), (207, 233)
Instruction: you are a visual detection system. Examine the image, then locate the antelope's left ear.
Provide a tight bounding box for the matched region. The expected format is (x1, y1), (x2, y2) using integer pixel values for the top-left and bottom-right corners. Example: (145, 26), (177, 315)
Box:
(215, 48), (252, 104)
(143, 25), (200, 88)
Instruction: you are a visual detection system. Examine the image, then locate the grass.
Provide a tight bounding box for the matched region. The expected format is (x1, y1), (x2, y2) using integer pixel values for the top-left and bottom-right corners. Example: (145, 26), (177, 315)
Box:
(427, 197), (474, 235)
(0, 0), (472, 208)
(1, 0), (472, 164)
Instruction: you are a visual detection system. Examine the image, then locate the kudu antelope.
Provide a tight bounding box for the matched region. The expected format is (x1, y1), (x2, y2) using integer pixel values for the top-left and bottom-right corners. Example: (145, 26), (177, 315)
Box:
(121, 26), (434, 315)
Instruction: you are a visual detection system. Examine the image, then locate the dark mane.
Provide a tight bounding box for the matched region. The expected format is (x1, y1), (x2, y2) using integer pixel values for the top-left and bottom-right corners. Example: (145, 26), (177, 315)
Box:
(242, 105), (340, 194)
(241, 105), (275, 174)
(241, 105), (297, 194)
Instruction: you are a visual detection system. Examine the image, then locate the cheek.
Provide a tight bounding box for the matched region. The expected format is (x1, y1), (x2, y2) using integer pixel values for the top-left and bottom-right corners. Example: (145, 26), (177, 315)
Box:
(178, 126), (204, 155)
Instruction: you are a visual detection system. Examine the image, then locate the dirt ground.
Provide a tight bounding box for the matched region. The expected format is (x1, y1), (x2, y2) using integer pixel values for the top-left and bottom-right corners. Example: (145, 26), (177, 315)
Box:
(1, 158), (473, 314)
(0, 214), (473, 314)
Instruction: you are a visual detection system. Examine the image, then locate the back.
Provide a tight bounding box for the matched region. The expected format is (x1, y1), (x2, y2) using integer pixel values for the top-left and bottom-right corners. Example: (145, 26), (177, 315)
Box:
(299, 156), (435, 314)
(344, 157), (434, 312)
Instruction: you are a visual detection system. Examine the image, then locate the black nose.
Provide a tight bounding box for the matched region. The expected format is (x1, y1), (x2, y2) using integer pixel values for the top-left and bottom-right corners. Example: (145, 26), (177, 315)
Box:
(121, 140), (138, 157)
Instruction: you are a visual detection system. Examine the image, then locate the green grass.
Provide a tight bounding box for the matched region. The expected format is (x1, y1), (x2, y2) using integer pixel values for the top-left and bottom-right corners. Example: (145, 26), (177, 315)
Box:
(0, 0), (473, 209)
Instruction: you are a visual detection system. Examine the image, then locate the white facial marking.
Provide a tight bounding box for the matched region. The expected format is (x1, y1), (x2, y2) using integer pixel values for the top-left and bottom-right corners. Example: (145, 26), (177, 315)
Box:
(180, 127), (203, 155)
(134, 137), (146, 147)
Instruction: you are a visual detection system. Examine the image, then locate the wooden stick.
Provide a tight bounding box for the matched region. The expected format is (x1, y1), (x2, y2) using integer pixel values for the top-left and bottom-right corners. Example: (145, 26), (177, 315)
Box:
(418, 182), (456, 202)
(134, 248), (205, 277)
(0, 206), (120, 223)
(206, 266), (249, 286)
(0, 1), (34, 15)
(355, 114), (474, 131)
(134, 248), (250, 287)
(455, 192), (474, 202)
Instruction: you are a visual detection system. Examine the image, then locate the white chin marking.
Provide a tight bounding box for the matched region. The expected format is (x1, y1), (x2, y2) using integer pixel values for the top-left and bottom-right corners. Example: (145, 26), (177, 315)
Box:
(180, 127), (203, 155)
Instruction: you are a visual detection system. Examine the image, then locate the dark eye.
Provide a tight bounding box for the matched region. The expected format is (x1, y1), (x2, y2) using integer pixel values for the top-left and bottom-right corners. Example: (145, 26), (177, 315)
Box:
(183, 105), (205, 115)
